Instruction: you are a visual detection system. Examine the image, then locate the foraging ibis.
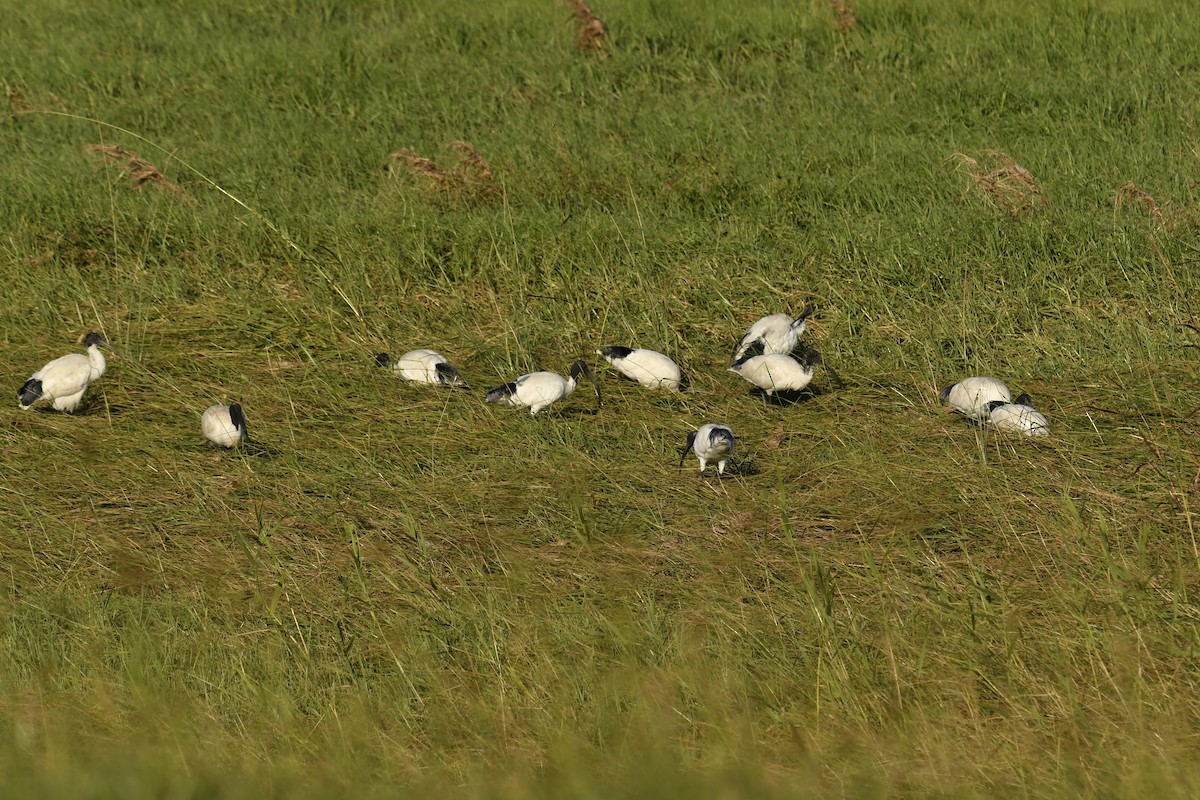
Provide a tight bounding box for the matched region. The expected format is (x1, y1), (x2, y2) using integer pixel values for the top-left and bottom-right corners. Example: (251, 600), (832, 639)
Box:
(680, 424), (735, 475)
(731, 304), (815, 363)
(376, 349), (468, 388)
(728, 348), (821, 396)
(939, 377), (1011, 420)
(986, 393), (1050, 437)
(18, 332), (111, 412)
(596, 346), (684, 391)
(485, 360), (601, 415)
(202, 403), (249, 447)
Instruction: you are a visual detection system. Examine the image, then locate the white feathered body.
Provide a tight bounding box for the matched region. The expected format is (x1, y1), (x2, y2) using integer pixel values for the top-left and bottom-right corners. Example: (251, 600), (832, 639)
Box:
(728, 353), (815, 395)
(732, 306), (814, 363)
(21, 344), (107, 411)
(941, 377), (1011, 420)
(691, 424), (735, 474)
(987, 402), (1050, 437)
(488, 371), (577, 415)
(597, 347), (683, 391)
(378, 349), (466, 388)
(201, 405), (247, 447)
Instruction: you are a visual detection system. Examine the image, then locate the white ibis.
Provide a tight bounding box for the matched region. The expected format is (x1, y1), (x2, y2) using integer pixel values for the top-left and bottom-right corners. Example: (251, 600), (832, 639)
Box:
(986, 393), (1050, 437)
(485, 360), (601, 415)
(18, 332), (111, 412)
(201, 403), (249, 447)
(375, 349), (467, 388)
(728, 348), (821, 396)
(596, 346), (684, 391)
(731, 304), (815, 363)
(681, 424), (735, 475)
(939, 377), (1011, 420)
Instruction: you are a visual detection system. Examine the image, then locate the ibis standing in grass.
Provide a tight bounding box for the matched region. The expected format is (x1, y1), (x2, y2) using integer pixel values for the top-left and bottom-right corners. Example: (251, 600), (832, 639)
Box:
(18, 332), (112, 412)
(939, 376), (1011, 420)
(986, 394), (1050, 437)
(728, 348), (823, 396)
(731, 304), (816, 363)
(681, 424), (735, 476)
(202, 403), (249, 448)
(596, 346), (685, 391)
(376, 349), (468, 388)
(485, 360), (601, 415)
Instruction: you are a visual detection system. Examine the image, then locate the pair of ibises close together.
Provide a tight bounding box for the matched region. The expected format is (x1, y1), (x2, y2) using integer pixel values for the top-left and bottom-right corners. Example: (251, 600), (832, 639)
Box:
(16, 307), (1050, 474)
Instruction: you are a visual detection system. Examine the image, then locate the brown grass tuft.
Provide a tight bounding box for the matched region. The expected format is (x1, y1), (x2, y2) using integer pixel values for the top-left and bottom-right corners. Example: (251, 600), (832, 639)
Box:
(86, 144), (190, 201)
(1114, 182), (1200, 233)
(384, 140), (496, 204)
(947, 150), (1047, 217)
(829, 0), (857, 32)
(565, 0), (609, 53)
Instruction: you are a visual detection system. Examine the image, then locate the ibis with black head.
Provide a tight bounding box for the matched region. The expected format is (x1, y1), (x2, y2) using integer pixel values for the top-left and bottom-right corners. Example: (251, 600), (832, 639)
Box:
(681, 424), (735, 476)
(18, 332), (113, 413)
(485, 360), (601, 415)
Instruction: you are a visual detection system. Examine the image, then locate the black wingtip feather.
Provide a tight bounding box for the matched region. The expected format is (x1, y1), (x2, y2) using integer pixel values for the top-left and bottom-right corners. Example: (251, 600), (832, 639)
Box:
(599, 346), (634, 360)
(374, 353), (393, 368)
(18, 378), (42, 407)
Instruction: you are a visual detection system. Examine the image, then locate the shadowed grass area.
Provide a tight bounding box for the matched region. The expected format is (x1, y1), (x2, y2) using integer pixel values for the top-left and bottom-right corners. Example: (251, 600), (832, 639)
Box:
(3, 0), (1200, 796)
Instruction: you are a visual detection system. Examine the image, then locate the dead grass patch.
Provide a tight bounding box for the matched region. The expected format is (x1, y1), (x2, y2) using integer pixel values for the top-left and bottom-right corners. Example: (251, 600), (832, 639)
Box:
(86, 143), (191, 202)
(829, 0), (857, 32)
(947, 150), (1047, 217)
(384, 140), (496, 205)
(1114, 182), (1200, 233)
(565, 0), (609, 53)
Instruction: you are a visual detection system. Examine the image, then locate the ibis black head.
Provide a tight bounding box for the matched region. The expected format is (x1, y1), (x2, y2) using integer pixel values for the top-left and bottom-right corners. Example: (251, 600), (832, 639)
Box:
(485, 381), (517, 405)
(797, 348), (823, 368)
(938, 384), (954, 401)
(228, 402), (250, 441)
(435, 362), (468, 388)
(680, 430), (698, 467)
(710, 426), (735, 454)
(374, 352), (393, 368)
(793, 304), (817, 324)
(1014, 393), (1033, 407)
(82, 332), (108, 348)
(18, 378), (43, 408)
(569, 360), (602, 411)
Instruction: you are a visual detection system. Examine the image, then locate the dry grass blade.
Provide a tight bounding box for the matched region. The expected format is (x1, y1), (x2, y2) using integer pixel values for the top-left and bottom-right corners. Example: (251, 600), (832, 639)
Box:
(565, 0), (609, 52)
(1115, 182), (1200, 233)
(385, 148), (453, 185)
(829, 0), (857, 32)
(947, 150), (1047, 217)
(385, 141), (496, 205)
(86, 143), (190, 201)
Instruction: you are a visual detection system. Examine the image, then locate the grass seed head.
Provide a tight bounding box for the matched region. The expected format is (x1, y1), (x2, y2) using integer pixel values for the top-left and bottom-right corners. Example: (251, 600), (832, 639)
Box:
(947, 150), (1047, 217)
(86, 143), (190, 201)
(1114, 181), (1200, 233)
(385, 141), (496, 205)
(829, 0), (857, 32)
(565, 0), (609, 53)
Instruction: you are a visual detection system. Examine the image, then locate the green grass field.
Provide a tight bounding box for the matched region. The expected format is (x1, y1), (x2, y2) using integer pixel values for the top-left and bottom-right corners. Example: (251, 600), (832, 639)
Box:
(3, 0), (1200, 796)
